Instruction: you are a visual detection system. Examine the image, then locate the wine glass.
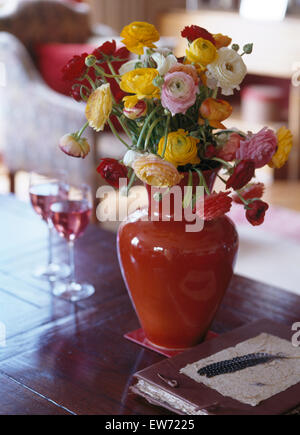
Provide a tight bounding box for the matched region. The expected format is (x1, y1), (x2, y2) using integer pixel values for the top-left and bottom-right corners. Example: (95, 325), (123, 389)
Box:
(29, 170), (70, 281)
(50, 183), (95, 302)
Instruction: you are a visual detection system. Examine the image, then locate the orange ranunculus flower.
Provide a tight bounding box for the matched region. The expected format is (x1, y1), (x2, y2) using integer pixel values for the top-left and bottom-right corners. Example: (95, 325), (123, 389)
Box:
(132, 154), (183, 187)
(199, 97), (232, 129)
(213, 33), (232, 49)
(120, 21), (160, 55)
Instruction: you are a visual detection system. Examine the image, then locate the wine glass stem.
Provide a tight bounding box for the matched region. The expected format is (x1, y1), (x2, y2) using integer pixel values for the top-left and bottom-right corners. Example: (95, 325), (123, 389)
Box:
(47, 222), (54, 266)
(68, 241), (76, 285)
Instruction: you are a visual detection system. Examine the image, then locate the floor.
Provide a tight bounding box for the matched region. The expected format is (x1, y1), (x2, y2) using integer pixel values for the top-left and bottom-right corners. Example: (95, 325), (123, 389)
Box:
(1, 168), (300, 296)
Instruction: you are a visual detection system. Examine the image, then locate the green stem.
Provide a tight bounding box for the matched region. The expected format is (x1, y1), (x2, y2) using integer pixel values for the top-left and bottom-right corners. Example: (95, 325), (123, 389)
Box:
(212, 157), (233, 170)
(106, 61), (121, 85)
(144, 117), (162, 151)
(212, 87), (219, 99)
(93, 64), (121, 79)
(126, 170), (136, 193)
(234, 189), (249, 207)
(161, 114), (171, 159)
(76, 121), (89, 139)
(195, 168), (210, 195)
(118, 117), (132, 141)
(107, 119), (131, 149)
(84, 74), (97, 91)
(136, 105), (161, 150)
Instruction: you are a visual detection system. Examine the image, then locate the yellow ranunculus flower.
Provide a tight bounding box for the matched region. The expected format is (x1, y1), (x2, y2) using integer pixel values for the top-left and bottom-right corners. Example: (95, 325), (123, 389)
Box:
(85, 84), (112, 132)
(120, 68), (160, 108)
(121, 21), (160, 55)
(132, 154), (183, 187)
(269, 127), (293, 169)
(186, 37), (218, 67)
(158, 129), (200, 167)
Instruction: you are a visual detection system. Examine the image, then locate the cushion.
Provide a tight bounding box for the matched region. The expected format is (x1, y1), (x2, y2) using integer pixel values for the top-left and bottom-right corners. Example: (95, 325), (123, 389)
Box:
(35, 43), (94, 95)
(35, 43), (128, 132)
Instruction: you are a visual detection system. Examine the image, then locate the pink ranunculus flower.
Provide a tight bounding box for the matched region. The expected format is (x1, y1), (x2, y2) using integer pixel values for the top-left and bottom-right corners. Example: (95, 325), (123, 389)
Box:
(217, 132), (242, 161)
(168, 63), (200, 85)
(161, 71), (199, 116)
(236, 127), (277, 169)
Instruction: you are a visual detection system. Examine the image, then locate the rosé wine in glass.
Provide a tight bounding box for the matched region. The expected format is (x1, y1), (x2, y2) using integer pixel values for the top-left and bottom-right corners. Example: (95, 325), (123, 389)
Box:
(50, 184), (95, 302)
(29, 182), (68, 221)
(29, 171), (70, 281)
(50, 200), (92, 241)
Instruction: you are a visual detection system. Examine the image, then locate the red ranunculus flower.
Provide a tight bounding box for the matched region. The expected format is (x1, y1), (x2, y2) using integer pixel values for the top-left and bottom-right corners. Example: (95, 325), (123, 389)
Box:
(62, 52), (89, 81)
(233, 183), (265, 204)
(181, 25), (216, 45)
(92, 40), (129, 61)
(70, 85), (82, 102)
(245, 200), (269, 226)
(204, 144), (217, 159)
(195, 191), (232, 221)
(217, 132), (242, 162)
(97, 158), (128, 188)
(226, 160), (255, 191)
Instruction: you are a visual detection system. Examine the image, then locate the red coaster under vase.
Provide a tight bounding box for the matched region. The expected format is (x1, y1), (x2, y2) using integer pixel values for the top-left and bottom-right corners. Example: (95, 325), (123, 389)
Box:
(124, 328), (218, 358)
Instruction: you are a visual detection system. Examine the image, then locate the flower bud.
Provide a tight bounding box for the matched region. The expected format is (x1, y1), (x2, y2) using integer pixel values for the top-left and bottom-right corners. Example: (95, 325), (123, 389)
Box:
(243, 43), (253, 54)
(123, 100), (147, 120)
(85, 55), (97, 67)
(59, 133), (90, 159)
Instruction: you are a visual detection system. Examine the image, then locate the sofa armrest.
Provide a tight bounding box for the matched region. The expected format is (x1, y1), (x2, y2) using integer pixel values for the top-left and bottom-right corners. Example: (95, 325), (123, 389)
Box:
(0, 32), (97, 187)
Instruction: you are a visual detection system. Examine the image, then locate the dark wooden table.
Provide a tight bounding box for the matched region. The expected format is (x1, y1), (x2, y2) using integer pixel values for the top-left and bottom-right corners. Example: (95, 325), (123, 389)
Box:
(0, 194), (299, 415)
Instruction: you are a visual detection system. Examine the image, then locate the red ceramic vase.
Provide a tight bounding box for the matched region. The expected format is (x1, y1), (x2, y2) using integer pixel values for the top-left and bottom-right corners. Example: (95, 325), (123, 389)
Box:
(117, 169), (238, 350)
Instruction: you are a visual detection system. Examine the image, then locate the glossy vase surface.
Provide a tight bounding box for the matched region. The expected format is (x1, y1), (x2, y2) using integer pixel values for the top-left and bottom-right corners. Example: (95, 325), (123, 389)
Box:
(117, 169), (239, 350)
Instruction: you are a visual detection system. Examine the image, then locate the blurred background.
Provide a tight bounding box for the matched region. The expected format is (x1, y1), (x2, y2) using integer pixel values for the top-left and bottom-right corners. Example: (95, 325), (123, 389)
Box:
(0, 0), (300, 293)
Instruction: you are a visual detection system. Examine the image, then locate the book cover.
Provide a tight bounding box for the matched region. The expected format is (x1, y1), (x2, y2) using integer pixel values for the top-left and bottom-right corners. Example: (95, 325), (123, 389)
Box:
(131, 319), (300, 415)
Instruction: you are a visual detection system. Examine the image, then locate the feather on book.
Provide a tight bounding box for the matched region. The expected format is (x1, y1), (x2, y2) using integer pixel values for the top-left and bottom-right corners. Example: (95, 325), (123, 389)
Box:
(131, 320), (300, 415)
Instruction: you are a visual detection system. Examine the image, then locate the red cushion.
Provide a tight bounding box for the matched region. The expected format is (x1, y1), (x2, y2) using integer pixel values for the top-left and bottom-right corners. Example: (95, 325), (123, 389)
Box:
(35, 43), (127, 132)
(35, 43), (95, 95)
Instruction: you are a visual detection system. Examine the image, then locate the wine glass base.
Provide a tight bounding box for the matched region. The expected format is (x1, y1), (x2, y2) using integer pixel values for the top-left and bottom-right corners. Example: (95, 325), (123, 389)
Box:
(52, 282), (95, 302)
(33, 263), (70, 282)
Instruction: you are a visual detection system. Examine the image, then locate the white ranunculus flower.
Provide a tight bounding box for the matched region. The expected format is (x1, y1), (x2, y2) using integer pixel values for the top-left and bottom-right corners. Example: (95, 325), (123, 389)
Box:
(123, 150), (144, 167)
(151, 52), (177, 76)
(119, 59), (139, 75)
(206, 47), (247, 96)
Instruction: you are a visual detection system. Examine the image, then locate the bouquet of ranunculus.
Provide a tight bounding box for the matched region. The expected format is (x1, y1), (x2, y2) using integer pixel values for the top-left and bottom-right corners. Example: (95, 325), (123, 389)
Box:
(59, 21), (293, 226)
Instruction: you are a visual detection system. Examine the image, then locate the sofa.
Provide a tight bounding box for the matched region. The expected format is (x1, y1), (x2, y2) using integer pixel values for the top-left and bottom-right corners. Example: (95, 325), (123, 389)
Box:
(0, 0), (126, 196)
